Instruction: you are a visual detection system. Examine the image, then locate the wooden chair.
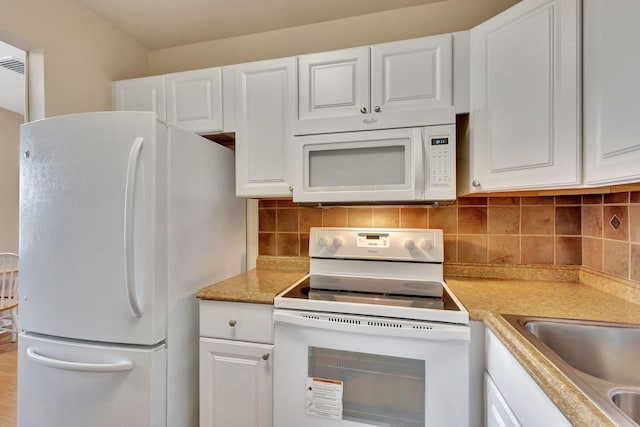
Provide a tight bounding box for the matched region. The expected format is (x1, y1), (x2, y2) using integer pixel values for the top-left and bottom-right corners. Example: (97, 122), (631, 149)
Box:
(0, 253), (19, 342)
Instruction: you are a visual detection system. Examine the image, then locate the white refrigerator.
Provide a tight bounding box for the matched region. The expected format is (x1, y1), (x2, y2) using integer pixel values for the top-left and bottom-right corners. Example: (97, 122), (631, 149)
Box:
(17, 111), (247, 427)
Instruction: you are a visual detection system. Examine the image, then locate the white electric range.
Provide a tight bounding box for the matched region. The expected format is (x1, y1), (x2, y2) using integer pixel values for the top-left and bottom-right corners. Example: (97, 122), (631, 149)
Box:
(273, 227), (470, 427)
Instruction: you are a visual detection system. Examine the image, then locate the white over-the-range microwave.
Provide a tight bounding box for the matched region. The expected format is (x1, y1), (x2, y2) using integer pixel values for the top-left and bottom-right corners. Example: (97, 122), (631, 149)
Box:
(289, 124), (456, 205)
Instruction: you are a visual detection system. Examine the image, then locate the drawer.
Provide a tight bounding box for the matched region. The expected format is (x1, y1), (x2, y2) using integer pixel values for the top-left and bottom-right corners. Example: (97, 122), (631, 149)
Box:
(199, 300), (274, 344)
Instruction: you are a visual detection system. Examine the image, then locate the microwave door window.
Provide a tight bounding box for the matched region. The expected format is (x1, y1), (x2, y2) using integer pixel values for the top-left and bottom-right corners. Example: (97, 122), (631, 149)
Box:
(307, 144), (408, 190)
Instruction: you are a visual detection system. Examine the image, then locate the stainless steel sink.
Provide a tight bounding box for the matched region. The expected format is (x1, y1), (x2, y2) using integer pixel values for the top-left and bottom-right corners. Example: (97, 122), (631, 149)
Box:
(504, 315), (640, 426)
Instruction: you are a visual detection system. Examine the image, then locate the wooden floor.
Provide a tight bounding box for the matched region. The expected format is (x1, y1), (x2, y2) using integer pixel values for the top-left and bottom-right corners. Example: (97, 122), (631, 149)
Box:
(0, 334), (17, 427)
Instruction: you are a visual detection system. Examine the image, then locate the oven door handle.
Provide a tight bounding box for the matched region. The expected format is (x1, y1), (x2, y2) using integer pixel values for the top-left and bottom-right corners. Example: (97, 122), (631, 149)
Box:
(273, 309), (470, 341)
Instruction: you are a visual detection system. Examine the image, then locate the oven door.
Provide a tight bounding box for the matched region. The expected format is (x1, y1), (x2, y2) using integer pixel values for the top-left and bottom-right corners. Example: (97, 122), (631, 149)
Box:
(273, 309), (469, 427)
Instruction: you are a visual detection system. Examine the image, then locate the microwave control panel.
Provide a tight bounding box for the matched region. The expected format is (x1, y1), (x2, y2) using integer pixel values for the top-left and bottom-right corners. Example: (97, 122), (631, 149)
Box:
(428, 136), (451, 186)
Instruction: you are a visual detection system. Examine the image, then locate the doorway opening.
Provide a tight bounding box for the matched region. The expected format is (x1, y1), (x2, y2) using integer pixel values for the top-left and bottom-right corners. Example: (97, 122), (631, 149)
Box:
(0, 39), (25, 254)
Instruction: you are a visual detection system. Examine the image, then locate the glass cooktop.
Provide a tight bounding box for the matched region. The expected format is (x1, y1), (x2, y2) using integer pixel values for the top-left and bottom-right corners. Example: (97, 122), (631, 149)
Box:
(280, 276), (462, 312)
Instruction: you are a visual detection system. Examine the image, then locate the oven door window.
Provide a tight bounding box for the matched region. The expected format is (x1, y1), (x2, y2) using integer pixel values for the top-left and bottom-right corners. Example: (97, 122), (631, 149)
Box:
(308, 346), (425, 427)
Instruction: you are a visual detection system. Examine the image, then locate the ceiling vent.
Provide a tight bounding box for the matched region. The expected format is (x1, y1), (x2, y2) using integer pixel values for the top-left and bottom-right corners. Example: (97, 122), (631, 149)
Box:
(0, 56), (25, 75)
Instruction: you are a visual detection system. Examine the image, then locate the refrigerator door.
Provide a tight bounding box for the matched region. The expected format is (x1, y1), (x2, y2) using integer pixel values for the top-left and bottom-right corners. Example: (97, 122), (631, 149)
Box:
(18, 332), (167, 427)
(19, 112), (168, 344)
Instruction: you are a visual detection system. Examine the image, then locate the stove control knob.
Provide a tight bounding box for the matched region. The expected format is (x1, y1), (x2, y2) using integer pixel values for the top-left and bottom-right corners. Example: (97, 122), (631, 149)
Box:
(318, 237), (328, 247)
(404, 240), (416, 250)
(421, 240), (433, 250)
(332, 237), (343, 248)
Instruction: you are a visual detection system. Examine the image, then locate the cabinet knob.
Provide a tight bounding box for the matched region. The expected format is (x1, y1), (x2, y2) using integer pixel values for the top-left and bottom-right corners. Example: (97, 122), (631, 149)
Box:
(262, 353), (270, 361)
(373, 106), (381, 113)
(472, 180), (481, 188)
(360, 107), (368, 114)
(288, 185), (293, 192)
(228, 320), (237, 327)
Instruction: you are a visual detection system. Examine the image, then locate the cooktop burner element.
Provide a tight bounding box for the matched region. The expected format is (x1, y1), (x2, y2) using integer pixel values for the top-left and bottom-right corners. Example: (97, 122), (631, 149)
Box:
(275, 227), (468, 325)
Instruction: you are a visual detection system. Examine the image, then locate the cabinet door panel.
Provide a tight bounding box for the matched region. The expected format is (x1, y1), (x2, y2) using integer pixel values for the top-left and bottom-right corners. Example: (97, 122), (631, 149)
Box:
(468, 0), (580, 192)
(200, 338), (273, 427)
(485, 373), (522, 427)
(235, 57), (296, 197)
(584, 0), (640, 185)
(112, 76), (166, 122)
(371, 34), (453, 115)
(486, 330), (571, 426)
(298, 47), (370, 122)
(166, 68), (223, 134)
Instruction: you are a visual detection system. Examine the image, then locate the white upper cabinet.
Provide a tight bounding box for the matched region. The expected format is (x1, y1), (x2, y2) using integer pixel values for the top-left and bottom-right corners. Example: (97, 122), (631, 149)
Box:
(113, 75), (166, 122)
(114, 68), (233, 135)
(234, 57), (296, 197)
(371, 35), (453, 120)
(295, 34), (456, 135)
(165, 67), (224, 134)
(462, 0), (581, 194)
(583, 0), (640, 186)
(297, 46), (370, 126)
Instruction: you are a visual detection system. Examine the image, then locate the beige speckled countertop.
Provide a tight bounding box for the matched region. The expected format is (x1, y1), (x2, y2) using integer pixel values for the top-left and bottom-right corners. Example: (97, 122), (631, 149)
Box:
(446, 265), (640, 427)
(196, 256), (309, 304)
(197, 258), (640, 426)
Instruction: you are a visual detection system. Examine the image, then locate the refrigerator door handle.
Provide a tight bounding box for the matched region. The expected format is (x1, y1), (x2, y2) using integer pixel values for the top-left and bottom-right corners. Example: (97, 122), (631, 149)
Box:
(124, 136), (144, 318)
(26, 347), (134, 372)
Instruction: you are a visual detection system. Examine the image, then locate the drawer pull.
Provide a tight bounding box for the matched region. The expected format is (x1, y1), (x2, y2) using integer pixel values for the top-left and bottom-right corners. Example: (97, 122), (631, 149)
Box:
(262, 353), (270, 361)
(228, 320), (237, 327)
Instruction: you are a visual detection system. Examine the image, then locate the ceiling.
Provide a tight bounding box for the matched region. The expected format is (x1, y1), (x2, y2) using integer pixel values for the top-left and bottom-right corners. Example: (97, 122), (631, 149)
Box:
(78, 0), (446, 50)
(0, 41), (25, 116)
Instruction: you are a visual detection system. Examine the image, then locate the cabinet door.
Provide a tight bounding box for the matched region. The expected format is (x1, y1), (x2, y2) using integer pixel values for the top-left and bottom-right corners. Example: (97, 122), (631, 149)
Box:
(296, 47), (370, 134)
(371, 34), (454, 126)
(112, 75), (166, 122)
(298, 47), (370, 121)
(235, 57), (296, 197)
(584, 0), (640, 186)
(486, 330), (571, 426)
(165, 67), (223, 134)
(200, 338), (273, 427)
(467, 0), (580, 193)
(485, 372), (522, 427)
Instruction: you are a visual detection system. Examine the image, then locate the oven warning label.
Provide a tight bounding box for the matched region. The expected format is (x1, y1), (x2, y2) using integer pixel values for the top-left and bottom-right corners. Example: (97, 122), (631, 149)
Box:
(306, 377), (343, 420)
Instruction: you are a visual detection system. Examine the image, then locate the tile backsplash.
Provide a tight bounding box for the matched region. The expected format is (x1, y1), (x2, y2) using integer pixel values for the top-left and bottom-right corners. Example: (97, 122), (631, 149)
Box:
(258, 192), (640, 282)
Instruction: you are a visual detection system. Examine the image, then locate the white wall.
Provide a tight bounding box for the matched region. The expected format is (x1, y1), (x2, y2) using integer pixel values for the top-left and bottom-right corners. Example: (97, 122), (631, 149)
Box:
(149, 0), (518, 74)
(0, 0), (149, 119)
(0, 107), (22, 253)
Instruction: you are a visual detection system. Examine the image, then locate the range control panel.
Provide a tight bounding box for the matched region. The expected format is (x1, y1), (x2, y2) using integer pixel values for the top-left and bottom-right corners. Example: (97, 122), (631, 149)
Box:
(310, 227), (444, 262)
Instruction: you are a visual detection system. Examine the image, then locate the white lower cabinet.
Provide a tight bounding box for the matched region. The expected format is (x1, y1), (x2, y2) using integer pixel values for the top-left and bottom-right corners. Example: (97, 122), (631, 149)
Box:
(200, 338), (273, 427)
(485, 372), (521, 427)
(485, 329), (570, 427)
(199, 300), (274, 427)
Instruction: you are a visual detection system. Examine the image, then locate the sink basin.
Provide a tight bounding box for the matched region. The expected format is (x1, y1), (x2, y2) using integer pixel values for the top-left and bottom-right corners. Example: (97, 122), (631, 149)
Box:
(524, 319), (640, 386)
(613, 391), (640, 425)
(504, 315), (640, 426)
